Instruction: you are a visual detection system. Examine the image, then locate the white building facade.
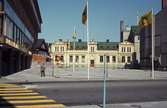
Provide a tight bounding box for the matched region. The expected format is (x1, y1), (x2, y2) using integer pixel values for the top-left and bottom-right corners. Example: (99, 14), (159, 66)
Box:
(50, 39), (135, 68)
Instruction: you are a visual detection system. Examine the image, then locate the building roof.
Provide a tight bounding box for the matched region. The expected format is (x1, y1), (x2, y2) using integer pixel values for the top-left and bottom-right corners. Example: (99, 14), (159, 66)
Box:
(97, 42), (119, 50)
(69, 42), (87, 50)
(128, 25), (140, 43)
(68, 41), (119, 50)
(32, 39), (48, 52)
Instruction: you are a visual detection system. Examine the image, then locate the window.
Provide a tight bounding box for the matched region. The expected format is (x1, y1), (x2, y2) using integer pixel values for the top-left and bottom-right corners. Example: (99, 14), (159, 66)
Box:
(19, 31), (23, 44)
(82, 56), (85, 63)
(6, 17), (14, 39)
(91, 47), (94, 52)
(122, 56), (125, 63)
(4, 0), (34, 42)
(61, 56), (64, 62)
(76, 56), (79, 63)
(122, 47), (126, 52)
(55, 47), (59, 51)
(112, 56), (116, 63)
(60, 46), (64, 51)
(127, 47), (131, 52)
(106, 56), (110, 63)
(69, 55), (73, 63)
(13, 25), (17, 42)
(16, 28), (20, 44)
(0, 14), (2, 35)
(0, 0), (3, 11)
(55, 47), (56, 51)
(62, 47), (64, 51)
(100, 56), (103, 63)
(124, 47), (126, 52)
(127, 56), (131, 62)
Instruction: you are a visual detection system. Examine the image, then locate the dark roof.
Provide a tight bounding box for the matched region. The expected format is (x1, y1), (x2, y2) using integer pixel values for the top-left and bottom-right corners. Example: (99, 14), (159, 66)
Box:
(131, 26), (140, 35)
(68, 41), (119, 50)
(69, 42), (87, 50)
(97, 42), (119, 50)
(128, 25), (140, 43)
(32, 39), (48, 51)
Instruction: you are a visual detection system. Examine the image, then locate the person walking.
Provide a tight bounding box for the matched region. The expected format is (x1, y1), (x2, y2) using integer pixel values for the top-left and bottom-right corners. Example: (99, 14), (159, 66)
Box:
(40, 62), (46, 77)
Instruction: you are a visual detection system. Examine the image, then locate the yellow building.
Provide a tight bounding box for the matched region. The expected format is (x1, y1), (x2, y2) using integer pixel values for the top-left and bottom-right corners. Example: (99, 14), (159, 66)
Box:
(50, 39), (135, 68)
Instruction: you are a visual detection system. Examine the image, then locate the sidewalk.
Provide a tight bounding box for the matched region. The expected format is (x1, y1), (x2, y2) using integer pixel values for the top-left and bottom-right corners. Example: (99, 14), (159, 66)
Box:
(1, 62), (167, 84)
(1, 62), (167, 83)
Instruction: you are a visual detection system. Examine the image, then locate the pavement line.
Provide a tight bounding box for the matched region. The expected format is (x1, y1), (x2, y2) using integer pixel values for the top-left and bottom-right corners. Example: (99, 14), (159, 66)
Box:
(0, 84), (17, 86)
(0, 85), (18, 87)
(0, 90), (33, 93)
(0, 88), (29, 91)
(15, 104), (64, 108)
(0, 92), (39, 96)
(0, 99), (56, 104)
(2, 96), (47, 100)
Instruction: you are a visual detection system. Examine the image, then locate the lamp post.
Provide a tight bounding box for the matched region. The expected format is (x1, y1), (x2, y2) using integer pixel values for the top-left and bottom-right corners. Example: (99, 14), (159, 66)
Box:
(103, 54), (107, 108)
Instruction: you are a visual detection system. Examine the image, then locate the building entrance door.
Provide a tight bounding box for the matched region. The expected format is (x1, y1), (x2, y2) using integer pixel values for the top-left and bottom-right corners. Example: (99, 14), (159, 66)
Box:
(90, 60), (95, 67)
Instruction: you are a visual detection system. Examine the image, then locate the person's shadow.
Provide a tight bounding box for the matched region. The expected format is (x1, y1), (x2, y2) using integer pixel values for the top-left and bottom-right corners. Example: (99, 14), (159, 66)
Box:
(0, 96), (15, 108)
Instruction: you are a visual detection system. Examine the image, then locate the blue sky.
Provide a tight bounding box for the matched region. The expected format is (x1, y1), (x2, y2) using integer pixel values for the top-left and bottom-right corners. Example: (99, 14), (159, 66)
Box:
(38, 0), (161, 43)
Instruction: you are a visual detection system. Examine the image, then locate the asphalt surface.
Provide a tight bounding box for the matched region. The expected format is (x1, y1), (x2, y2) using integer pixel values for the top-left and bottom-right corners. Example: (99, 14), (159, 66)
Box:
(20, 80), (167, 106)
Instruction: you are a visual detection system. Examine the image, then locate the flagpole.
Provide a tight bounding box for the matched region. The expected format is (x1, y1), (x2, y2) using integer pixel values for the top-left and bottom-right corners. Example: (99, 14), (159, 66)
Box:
(87, 0), (90, 80)
(73, 26), (76, 73)
(151, 9), (155, 79)
(137, 11), (139, 25)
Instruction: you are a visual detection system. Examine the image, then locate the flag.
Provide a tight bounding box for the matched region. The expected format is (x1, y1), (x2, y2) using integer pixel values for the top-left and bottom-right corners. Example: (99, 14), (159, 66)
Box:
(139, 10), (152, 28)
(67, 40), (71, 50)
(73, 27), (76, 39)
(82, 4), (87, 25)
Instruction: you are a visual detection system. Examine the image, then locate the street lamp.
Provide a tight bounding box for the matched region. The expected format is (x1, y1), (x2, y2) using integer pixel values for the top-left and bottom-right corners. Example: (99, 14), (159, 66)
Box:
(103, 54), (107, 108)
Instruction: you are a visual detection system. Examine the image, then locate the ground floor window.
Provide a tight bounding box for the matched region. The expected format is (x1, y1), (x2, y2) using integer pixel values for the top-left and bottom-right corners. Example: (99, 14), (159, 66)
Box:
(122, 56), (125, 63)
(106, 56), (110, 63)
(127, 56), (131, 63)
(75, 56), (79, 63)
(81, 56), (85, 63)
(112, 56), (116, 63)
(61, 56), (64, 62)
(100, 56), (103, 63)
(69, 55), (73, 63)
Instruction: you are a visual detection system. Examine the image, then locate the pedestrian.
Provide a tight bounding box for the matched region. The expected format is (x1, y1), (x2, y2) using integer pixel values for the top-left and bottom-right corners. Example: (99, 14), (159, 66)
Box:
(40, 62), (46, 77)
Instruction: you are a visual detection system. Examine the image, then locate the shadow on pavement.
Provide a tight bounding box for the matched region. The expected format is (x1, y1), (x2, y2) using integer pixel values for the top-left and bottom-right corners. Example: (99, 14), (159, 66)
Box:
(0, 96), (15, 108)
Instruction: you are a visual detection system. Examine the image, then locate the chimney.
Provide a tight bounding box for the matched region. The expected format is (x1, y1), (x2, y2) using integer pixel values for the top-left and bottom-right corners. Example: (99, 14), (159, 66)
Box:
(120, 20), (125, 32)
(162, 0), (167, 9)
(59, 39), (63, 42)
(78, 39), (82, 42)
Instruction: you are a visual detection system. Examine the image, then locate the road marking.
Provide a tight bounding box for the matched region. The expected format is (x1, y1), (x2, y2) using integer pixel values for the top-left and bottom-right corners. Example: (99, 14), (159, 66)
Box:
(0, 84), (18, 87)
(0, 88), (29, 91)
(2, 96), (47, 100)
(0, 99), (56, 104)
(0, 84), (17, 86)
(0, 90), (33, 93)
(0, 104), (64, 108)
(0, 84), (64, 108)
(0, 92), (39, 96)
(22, 84), (38, 89)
